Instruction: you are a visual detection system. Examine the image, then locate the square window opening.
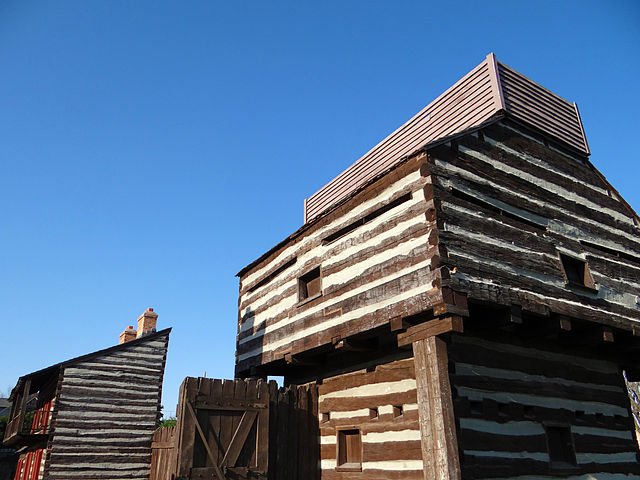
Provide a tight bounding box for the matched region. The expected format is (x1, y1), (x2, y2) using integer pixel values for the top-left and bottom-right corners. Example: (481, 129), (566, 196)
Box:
(559, 254), (595, 289)
(336, 428), (362, 471)
(299, 266), (322, 301)
(393, 405), (403, 417)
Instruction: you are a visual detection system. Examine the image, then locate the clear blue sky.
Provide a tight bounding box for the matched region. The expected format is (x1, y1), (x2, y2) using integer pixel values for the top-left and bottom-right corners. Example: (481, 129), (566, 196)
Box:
(1, 1), (638, 416)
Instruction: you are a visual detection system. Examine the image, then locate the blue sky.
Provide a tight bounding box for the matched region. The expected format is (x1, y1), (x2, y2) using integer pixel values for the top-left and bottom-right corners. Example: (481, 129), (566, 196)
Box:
(1, 1), (638, 415)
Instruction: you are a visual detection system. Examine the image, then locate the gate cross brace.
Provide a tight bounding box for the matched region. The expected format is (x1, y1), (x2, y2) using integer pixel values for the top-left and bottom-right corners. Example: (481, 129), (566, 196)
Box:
(186, 401), (227, 480)
(221, 410), (258, 468)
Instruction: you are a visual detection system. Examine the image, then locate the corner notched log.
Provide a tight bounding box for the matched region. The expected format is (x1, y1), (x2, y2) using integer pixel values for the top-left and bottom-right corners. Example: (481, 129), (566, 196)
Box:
(413, 336), (461, 480)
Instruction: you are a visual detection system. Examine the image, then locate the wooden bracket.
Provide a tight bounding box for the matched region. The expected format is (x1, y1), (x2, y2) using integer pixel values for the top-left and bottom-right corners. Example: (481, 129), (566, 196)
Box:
(572, 325), (615, 345)
(509, 305), (523, 325)
(397, 316), (464, 347)
(557, 315), (572, 332)
(524, 314), (572, 338)
(333, 337), (377, 353)
(390, 316), (409, 332)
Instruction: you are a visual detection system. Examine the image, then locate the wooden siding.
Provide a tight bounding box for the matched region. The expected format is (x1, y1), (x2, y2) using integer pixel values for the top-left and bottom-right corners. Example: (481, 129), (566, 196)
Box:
(304, 55), (499, 222)
(44, 332), (170, 480)
(236, 155), (440, 374)
(318, 358), (423, 479)
(304, 54), (590, 222)
(449, 333), (640, 478)
(430, 120), (640, 329)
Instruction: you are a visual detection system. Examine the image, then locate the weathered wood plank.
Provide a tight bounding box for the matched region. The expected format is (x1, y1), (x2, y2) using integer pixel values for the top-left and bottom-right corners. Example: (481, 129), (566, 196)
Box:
(413, 336), (461, 480)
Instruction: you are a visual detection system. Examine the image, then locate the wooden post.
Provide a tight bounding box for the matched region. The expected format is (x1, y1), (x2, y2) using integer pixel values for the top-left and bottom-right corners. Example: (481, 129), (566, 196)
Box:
(175, 378), (198, 478)
(413, 336), (461, 480)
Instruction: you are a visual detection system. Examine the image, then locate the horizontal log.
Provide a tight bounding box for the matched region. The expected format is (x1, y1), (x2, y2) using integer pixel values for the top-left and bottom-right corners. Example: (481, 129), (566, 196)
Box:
(397, 316), (464, 346)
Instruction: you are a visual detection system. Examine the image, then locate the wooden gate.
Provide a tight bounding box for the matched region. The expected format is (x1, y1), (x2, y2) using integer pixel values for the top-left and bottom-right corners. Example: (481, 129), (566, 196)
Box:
(150, 426), (177, 480)
(173, 377), (318, 480)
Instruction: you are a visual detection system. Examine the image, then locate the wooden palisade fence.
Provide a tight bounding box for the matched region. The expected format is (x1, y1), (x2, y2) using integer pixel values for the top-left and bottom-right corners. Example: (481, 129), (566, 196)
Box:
(149, 377), (319, 480)
(150, 426), (177, 480)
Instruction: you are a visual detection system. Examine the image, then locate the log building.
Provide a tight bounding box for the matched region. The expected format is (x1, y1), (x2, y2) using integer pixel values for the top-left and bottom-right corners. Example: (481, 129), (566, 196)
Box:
(2, 309), (170, 480)
(235, 54), (640, 479)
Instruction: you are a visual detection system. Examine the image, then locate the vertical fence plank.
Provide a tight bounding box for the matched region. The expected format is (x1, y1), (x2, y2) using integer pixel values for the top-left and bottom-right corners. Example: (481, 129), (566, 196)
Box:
(150, 426), (177, 480)
(176, 377), (197, 477)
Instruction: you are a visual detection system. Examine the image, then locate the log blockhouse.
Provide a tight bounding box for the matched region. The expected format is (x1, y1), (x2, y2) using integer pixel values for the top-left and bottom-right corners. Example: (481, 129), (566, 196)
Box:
(2, 309), (170, 480)
(236, 54), (640, 479)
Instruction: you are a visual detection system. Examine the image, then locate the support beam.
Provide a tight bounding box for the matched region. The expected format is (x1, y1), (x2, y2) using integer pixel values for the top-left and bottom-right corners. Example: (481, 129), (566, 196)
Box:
(397, 316), (464, 347)
(413, 336), (461, 480)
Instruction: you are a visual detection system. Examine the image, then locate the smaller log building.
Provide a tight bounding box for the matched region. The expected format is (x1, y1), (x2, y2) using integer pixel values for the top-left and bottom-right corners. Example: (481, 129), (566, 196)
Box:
(2, 309), (170, 480)
(235, 54), (640, 479)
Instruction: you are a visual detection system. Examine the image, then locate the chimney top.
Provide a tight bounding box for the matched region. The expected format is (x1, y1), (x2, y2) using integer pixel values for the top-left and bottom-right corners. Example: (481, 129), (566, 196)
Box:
(119, 325), (137, 344)
(137, 308), (158, 338)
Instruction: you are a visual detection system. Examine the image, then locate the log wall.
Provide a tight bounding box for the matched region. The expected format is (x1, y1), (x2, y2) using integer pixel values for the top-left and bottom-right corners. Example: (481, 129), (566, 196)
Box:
(44, 331), (170, 480)
(449, 332), (640, 478)
(237, 154), (440, 374)
(317, 358), (423, 479)
(431, 120), (640, 329)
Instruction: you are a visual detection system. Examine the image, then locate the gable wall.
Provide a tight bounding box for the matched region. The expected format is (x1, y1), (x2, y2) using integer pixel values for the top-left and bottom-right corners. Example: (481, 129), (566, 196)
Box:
(449, 331), (640, 477)
(44, 332), (169, 480)
(430, 120), (640, 329)
(237, 154), (441, 375)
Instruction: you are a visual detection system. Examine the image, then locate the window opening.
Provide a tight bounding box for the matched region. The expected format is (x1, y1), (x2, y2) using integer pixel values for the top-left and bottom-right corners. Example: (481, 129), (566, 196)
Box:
(369, 407), (378, 419)
(298, 266), (321, 301)
(336, 428), (362, 471)
(559, 254), (595, 289)
(393, 405), (403, 417)
(545, 425), (576, 468)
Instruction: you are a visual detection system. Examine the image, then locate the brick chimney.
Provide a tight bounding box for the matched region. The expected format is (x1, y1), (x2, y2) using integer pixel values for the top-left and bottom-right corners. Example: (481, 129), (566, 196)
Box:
(119, 325), (137, 344)
(137, 308), (158, 337)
